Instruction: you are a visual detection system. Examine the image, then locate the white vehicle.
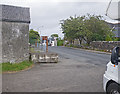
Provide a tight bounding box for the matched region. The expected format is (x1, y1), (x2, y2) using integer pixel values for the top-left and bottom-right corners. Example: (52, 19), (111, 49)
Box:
(103, 47), (120, 94)
(51, 41), (55, 46)
(103, 0), (120, 93)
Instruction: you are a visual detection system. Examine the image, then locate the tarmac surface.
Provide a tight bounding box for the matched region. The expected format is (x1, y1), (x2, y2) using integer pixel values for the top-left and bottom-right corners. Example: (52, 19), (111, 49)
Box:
(2, 46), (110, 92)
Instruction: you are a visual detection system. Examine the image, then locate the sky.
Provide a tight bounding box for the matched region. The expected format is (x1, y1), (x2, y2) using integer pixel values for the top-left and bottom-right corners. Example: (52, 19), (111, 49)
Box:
(0, 0), (119, 38)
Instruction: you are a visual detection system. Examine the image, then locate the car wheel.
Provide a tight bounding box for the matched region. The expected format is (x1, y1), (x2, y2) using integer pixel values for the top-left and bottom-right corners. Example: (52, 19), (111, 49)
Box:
(107, 82), (120, 94)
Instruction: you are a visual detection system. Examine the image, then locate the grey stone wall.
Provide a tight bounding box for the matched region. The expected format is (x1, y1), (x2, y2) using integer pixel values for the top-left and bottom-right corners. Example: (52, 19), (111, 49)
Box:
(91, 41), (120, 52)
(0, 5), (2, 94)
(0, 22), (2, 63)
(0, 4), (30, 23)
(2, 22), (29, 63)
(0, 5), (2, 63)
(0, 4), (30, 63)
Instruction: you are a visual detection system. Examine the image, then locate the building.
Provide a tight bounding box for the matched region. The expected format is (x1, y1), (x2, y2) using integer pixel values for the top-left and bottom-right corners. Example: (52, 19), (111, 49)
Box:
(48, 37), (57, 46)
(107, 22), (120, 38)
(0, 4), (30, 63)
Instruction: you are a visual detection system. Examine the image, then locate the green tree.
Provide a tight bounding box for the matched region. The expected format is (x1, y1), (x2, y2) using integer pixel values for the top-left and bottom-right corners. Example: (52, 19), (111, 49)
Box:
(83, 14), (114, 44)
(60, 14), (115, 45)
(61, 16), (85, 44)
(29, 29), (40, 44)
(51, 34), (59, 38)
(57, 39), (64, 46)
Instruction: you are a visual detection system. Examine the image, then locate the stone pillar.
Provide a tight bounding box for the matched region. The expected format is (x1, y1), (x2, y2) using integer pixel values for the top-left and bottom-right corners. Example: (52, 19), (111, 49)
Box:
(0, 4), (2, 94)
(0, 4), (30, 63)
(0, 5), (2, 64)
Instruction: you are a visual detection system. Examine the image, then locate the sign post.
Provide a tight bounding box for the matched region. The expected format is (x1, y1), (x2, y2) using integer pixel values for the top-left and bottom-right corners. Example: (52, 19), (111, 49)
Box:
(42, 36), (48, 52)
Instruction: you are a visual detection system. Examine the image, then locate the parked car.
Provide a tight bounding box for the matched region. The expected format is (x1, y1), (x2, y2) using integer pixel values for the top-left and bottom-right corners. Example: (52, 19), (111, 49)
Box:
(103, 47), (120, 94)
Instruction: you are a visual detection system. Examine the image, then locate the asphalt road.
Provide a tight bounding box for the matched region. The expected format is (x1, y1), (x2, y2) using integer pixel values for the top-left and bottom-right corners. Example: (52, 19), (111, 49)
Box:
(2, 46), (110, 92)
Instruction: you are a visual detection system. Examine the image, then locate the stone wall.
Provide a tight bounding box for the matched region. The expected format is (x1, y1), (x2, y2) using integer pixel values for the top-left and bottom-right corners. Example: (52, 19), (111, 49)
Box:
(1, 4), (30, 23)
(0, 22), (2, 63)
(2, 22), (29, 63)
(91, 41), (120, 52)
(0, 4), (30, 63)
(0, 5), (2, 63)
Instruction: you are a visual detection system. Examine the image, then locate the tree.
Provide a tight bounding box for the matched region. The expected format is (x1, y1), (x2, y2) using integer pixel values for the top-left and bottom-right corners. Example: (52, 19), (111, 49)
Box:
(61, 16), (85, 44)
(51, 34), (59, 38)
(83, 14), (115, 44)
(60, 14), (115, 45)
(29, 29), (40, 44)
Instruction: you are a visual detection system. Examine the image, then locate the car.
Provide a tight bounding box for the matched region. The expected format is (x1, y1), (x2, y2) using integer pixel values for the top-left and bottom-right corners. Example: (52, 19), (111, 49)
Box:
(103, 47), (120, 94)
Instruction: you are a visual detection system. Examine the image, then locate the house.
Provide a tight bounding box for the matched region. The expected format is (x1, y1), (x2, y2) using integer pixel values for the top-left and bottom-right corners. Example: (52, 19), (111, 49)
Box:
(48, 37), (57, 46)
(107, 22), (120, 38)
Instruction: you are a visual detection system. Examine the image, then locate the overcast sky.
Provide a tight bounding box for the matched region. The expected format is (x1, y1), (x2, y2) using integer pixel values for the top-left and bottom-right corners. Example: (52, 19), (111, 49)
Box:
(0, 0), (118, 38)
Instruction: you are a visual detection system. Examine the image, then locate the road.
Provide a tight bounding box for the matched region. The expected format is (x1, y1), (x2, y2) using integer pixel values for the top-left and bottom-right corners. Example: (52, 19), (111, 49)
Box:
(2, 46), (110, 92)
(49, 46), (110, 66)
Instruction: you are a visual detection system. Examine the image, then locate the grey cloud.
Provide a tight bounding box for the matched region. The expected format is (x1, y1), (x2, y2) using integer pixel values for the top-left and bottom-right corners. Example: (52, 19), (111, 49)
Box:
(30, 2), (109, 38)
(0, 0), (115, 38)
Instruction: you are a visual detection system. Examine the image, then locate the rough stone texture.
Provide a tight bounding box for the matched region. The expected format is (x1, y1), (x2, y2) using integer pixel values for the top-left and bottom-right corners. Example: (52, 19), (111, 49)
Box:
(0, 5), (2, 63)
(2, 22), (29, 63)
(0, 4), (30, 23)
(91, 41), (120, 52)
(0, 5), (30, 63)
(0, 28), (1, 62)
(0, 5), (2, 94)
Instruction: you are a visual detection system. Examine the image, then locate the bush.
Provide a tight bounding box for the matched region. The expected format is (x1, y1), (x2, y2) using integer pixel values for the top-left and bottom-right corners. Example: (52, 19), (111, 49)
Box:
(57, 40), (64, 46)
(105, 35), (113, 41)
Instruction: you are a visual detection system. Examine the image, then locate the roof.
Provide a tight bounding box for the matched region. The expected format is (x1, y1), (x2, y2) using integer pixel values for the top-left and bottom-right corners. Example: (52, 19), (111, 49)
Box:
(106, 21), (120, 37)
(0, 4), (30, 23)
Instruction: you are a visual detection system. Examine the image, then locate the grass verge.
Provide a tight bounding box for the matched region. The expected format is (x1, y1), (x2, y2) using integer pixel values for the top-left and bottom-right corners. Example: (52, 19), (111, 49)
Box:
(1, 61), (33, 73)
(65, 45), (111, 54)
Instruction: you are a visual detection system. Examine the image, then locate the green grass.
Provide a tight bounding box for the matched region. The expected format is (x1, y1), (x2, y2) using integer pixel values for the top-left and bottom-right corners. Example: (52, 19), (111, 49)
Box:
(1, 61), (33, 72)
(30, 47), (40, 53)
(30, 47), (35, 53)
(0, 64), (1, 74)
(57, 40), (64, 46)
